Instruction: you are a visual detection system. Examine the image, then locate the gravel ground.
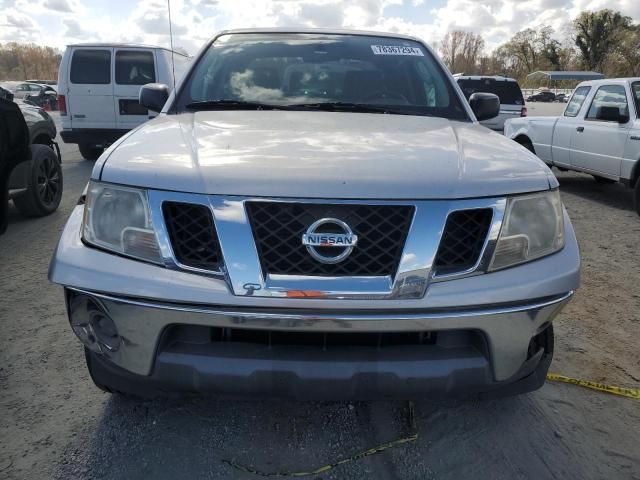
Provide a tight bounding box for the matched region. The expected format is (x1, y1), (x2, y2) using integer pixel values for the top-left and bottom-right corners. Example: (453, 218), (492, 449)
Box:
(0, 108), (638, 479)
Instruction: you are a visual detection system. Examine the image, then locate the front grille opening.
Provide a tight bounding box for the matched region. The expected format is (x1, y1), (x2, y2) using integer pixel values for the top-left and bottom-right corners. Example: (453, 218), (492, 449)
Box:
(246, 202), (414, 277)
(162, 202), (223, 271)
(161, 325), (440, 350)
(433, 208), (493, 275)
(527, 323), (554, 360)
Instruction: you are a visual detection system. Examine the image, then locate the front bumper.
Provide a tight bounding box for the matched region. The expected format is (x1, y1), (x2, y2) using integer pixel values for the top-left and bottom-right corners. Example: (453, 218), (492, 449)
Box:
(60, 128), (129, 146)
(69, 287), (569, 399)
(51, 204), (580, 398)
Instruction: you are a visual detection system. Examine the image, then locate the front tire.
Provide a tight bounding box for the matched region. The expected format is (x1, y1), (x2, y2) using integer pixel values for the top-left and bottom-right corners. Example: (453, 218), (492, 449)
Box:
(634, 180), (640, 217)
(13, 144), (63, 217)
(79, 143), (104, 161)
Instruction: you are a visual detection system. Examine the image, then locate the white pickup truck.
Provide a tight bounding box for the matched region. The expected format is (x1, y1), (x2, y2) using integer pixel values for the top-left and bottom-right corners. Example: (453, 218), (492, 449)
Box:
(505, 78), (640, 215)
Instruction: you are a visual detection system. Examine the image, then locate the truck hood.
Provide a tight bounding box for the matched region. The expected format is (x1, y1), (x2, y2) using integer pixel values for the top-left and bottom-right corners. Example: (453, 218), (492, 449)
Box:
(98, 110), (553, 199)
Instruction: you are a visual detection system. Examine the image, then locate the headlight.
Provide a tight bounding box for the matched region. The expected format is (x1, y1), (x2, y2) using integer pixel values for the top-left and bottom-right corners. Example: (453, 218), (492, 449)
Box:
(82, 182), (162, 264)
(489, 190), (564, 271)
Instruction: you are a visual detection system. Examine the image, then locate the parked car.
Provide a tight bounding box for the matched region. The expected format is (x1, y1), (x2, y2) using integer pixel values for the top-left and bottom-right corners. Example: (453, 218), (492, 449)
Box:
(0, 98), (29, 233)
(6, 100), (62, 217)
(49, 29), (580, 400)
(26, 79), (57, 86)
(454, 75), (526, 131)
(57, 43), (190, 160)
(0, 81), (21, 93)
(555, 93), (569, 103)
(527, 90), (556, 102)
(0, 85), (13, 101)
(21, 83), (58, 110)
(11, 82), (52, 99)
(506, 78), (640, 214)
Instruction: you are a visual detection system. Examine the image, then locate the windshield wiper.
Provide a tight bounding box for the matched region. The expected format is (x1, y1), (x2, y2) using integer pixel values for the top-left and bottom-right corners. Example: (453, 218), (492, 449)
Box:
(185, 100), (293, 111)
(291, 102), (412, 115)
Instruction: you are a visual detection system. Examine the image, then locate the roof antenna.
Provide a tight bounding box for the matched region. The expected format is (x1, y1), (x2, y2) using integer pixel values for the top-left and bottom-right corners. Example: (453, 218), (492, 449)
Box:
(166, 0), (177, 112)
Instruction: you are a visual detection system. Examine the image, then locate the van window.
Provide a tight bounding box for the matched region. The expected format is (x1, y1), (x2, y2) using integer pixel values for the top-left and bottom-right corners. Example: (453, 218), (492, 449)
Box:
(70, 50), (111, 84)
(115, 51), (156, 85)
(457, 78), (524, 105)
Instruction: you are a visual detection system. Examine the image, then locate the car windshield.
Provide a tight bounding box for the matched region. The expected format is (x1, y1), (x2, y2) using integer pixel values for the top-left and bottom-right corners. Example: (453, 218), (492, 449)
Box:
(175, 33), (469, 120)
(457, 78), (524, 105)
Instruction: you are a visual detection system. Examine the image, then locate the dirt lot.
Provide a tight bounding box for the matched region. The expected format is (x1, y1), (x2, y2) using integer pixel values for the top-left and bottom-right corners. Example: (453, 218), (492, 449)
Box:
(0, 108), (638, 479)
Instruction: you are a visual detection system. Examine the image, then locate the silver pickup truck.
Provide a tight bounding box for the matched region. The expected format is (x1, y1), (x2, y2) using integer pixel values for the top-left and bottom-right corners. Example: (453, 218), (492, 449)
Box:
(506, 78), (640, 215)
(49, 29), (580, 400)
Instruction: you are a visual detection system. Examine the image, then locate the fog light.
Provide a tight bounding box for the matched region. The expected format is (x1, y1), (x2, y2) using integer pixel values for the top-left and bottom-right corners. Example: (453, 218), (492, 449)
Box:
(69, 294), (121, 354)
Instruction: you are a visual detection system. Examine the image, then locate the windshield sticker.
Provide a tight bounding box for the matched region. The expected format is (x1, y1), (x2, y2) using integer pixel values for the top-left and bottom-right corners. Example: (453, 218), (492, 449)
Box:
(371, 45), (424, 56)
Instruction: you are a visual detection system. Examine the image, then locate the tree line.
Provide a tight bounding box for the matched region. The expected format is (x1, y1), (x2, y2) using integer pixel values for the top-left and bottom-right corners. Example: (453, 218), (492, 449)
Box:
(439, 9), (640, 86)
(0, 43), (62, 81)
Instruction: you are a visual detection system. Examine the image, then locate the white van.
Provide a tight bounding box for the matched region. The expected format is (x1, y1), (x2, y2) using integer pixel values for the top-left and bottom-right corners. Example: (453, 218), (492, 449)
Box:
(57, 43), (189, 160)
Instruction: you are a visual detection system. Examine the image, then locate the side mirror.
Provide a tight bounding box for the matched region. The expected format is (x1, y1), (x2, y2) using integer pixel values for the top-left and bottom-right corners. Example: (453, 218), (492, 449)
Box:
(139, 83), (169, 113)
(469, 92), (500, 121)
(596, 105), (628, 123)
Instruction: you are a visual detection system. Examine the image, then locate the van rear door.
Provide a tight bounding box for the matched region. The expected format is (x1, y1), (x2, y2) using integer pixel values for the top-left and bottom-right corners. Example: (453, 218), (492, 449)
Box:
(113, 48), (157, 130)
(66, 48), (115, 130)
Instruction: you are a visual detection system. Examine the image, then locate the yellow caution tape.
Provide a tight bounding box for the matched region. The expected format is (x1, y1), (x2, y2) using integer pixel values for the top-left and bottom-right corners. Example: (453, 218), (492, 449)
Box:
(222, 432), (418, 477)
(547, 373), (640, 400)
(223, 378), (640, 477)
(223, 401), (418, 477)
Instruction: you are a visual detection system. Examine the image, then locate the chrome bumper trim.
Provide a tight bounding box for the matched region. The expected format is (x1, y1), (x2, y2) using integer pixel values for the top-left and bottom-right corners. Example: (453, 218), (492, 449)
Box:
(68, 287), (573, 321)
(65, 288), (573, 382)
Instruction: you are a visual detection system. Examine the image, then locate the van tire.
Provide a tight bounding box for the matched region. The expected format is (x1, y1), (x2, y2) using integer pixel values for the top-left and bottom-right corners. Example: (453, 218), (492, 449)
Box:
(79, 143), (104, 161)
(634, 180), (640, 217)
(13, 145), (63, 217)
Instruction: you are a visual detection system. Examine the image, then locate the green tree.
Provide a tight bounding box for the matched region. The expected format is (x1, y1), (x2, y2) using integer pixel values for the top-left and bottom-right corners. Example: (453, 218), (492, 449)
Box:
(573, 9), (632, 71)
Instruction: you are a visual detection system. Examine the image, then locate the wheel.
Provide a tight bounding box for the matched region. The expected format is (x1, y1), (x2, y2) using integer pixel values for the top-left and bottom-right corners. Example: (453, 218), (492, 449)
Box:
(634, 180), (640, 216)
(592, 175), (615, 184)
(79, 143), (104, 161)
(13, 144), (63, 217)
(516, 137), (535, 154)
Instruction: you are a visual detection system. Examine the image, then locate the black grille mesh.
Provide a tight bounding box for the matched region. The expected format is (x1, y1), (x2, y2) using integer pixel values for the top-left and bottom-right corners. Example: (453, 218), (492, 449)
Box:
(433, 208), (493, 275)
(163, 202), (222, 271)
(246, 202), (414, 277)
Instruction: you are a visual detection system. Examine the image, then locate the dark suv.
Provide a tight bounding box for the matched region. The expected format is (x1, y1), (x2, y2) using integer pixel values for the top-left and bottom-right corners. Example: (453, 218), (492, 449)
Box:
(2, 100), (63, 226)
(527, 90), (556, 102)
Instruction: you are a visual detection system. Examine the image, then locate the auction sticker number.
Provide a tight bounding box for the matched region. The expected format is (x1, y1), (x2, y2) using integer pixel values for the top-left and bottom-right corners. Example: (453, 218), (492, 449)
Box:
(371, 45), (424, 56)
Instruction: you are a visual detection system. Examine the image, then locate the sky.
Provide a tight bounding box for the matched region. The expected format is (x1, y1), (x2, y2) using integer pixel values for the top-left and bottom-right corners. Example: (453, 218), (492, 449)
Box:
(1, 0), (639, 55)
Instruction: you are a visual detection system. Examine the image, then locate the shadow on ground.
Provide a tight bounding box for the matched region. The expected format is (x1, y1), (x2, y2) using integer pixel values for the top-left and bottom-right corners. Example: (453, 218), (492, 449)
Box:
(55, 387), (623, 480)
(556, 170), (635, 213)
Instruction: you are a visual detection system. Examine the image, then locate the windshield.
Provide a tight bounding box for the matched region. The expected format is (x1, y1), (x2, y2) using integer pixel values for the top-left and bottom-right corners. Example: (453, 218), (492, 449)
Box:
(456, 78), (524, 105)
(175, 33), (469, 120)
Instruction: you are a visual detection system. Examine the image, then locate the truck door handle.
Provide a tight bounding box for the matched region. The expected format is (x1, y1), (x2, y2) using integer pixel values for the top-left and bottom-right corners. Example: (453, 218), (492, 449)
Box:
(576, 126), (584, 132)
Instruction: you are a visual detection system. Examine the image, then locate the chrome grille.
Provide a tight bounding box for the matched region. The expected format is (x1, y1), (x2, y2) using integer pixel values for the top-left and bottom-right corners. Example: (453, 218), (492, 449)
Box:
(246, 202), (414, 277)
(162, 202), (222, 271)
(433, 208), (493, 275)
